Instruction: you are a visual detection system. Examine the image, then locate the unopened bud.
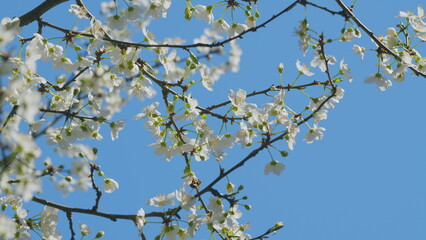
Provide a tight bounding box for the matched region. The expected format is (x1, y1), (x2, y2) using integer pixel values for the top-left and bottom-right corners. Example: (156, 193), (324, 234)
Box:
(277, 62), (284, 73)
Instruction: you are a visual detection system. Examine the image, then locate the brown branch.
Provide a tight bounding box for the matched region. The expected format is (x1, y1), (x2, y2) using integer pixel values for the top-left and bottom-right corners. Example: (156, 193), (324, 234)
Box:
(89, 164), (102, 212)
(39, 1), (299, 49)
(19, 0), (69, 27)
(66, 211), (76, 240)
(205, 80), (329, 111)
(31, 196), (178, 221)
(304, 1), (345, 16)
(39, 109), (99, 122)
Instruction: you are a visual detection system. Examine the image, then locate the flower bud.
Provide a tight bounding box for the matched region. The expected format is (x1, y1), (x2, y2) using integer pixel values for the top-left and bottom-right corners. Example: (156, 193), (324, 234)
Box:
(277, 62), (284, 73)
(95, 231), (105, 239)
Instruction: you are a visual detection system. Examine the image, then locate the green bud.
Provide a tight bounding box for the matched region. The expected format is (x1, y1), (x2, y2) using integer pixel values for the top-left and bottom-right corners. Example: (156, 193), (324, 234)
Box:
(280, 151), (289, 157)
(184, 7), (192, 20)
(95, 231), (105, 239)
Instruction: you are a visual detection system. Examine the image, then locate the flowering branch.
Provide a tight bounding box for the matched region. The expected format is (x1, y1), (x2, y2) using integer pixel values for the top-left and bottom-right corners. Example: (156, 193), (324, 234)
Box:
(1, 0), (424, 238)
(335, 0), (426, 78)
(38, 1), (300, 49)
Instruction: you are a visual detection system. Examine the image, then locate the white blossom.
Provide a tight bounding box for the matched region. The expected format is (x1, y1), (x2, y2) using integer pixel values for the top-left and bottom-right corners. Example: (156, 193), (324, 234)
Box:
(104, 178), (119, 193)
(364, 73), (392, 91)
(212, 19), (230, 34)
(193, 5), (214, 24)
(110, 120), (125, 140)
(0, 17), (20, 48)
(264, 160), (285, 176)
(339, 59), (352, 82)
(69, 4), (89, 19)
(352, 45), (365, 60)
(304, 126), (326, 143)
(296, 60), (314, 76)
(135, 208), (145, 235)
(147, 192), (175, 207)
(0, 214), (17, 239)
(79, 224), (91, 236)
(40, 206), (62, 240)
(310, 52), (336, 72)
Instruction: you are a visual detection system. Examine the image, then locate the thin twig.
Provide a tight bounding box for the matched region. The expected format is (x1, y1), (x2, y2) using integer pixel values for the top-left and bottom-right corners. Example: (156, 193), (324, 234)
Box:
(66, 211), (76, 240)
(89, 163), (102, 211)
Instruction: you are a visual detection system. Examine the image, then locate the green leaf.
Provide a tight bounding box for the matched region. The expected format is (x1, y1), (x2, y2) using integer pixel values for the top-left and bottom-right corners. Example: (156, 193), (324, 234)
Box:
(189, 50), (198, 65)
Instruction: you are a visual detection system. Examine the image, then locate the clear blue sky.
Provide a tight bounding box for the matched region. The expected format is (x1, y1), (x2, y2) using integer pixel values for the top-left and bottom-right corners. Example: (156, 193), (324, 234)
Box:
(2, 0), (426, 239)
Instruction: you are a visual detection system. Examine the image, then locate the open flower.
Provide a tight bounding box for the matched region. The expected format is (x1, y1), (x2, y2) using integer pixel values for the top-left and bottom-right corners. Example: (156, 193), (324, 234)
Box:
(104, 178), (119, 193)
(264, 160), (285, 176)
(147, 192), (175, 207)
(296, 60), (314, 76)
(304, 126), (326, 144)
(364, 73), (392, 91)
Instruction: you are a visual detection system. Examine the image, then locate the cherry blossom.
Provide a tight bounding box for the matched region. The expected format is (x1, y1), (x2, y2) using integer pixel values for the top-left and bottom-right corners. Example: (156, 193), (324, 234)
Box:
(135, 208), (146, 235)
(352, 45), (366, 60)
(212, 19), (230, 34)
(0, 17), (20, 48)
(304, 126), (326, 144)
(193, 5), (214, 24)
(264, 160), (285, 176)
(296, 60), (314, 76)
(80, 224), (91, 236)
(310, 52), (336, 72)
(147, 192), (175, 207)
(0, 214), (16, 239)
(41, 206), (62, 240)
(103, 178), (119, 193)
(364, 73), (392, 91)
(0, 1), (423, 239)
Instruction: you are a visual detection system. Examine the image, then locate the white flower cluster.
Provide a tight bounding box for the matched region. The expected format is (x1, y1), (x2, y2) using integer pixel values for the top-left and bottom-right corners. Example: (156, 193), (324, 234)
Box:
(353, 5), (426, 91)
(0, 0), (423, 239)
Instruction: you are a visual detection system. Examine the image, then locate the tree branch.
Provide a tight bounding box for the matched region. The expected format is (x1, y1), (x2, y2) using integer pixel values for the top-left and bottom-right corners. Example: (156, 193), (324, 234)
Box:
(18, 0), (69, 27)
(31, 196), (178, 221)
(335, 0), (426, 78)
(39, 0), (299, 49)
(66, 211), (76, 240)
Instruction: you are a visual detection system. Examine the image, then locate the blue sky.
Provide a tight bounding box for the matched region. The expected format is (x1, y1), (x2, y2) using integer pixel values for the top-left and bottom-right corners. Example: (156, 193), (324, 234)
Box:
(2, 0), (426, 239)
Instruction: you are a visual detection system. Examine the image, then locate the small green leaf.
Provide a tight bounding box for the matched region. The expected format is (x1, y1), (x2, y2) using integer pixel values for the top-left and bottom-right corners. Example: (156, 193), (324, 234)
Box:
(333, 77), (343, 83)
(189, 50), (198, 65)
